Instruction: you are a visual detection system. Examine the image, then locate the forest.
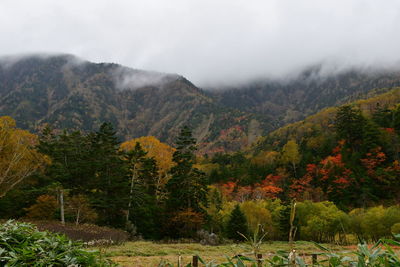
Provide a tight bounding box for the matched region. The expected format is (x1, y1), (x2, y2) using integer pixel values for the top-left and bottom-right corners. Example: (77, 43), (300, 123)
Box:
(1, 88), (400, 244)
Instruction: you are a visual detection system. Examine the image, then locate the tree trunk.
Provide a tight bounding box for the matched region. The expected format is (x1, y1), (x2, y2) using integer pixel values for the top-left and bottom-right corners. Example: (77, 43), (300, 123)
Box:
(76, 207), (81, 225)
(59, 189), (65, 225)
(126, 166), (136, 224)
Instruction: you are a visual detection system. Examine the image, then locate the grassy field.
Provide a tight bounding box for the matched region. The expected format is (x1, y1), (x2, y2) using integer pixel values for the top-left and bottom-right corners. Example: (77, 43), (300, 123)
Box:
(101, 241), (346, 266)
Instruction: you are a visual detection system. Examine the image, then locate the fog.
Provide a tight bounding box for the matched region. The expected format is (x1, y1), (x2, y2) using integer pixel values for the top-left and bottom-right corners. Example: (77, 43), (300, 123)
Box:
(1, 0), (400, 86)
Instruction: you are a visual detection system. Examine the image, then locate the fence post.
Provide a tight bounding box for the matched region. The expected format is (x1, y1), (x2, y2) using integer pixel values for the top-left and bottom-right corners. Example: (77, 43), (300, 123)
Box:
(312, 254), (318, 266)
(177, 254), (182, 267)
(192, 255), (198, 267)
(257, 254), (262, 267)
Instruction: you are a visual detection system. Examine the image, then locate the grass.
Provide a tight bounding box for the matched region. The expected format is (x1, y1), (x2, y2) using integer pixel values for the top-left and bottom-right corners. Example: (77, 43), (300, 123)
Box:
(100, 241), (345, 266)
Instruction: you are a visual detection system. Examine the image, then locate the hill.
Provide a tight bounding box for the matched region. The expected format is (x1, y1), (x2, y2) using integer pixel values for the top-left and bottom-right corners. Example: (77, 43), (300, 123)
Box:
(2, 54), (400, 153)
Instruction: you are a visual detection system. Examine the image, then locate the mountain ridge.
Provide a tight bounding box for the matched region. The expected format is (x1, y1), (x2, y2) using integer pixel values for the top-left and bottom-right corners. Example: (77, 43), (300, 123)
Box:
(2, 54), (400, 153)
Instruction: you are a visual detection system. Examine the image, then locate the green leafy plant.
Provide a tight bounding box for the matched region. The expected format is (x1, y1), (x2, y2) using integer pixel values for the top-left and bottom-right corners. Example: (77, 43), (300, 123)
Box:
(0, 220), (115, 266)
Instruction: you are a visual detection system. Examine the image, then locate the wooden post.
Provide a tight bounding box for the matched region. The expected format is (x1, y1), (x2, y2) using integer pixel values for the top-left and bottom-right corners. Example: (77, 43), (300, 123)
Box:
(257, 254), (262, 267)
(192, 255), (198, 267)
(177, 254), (182, 267)
(312, 254), (318, 266)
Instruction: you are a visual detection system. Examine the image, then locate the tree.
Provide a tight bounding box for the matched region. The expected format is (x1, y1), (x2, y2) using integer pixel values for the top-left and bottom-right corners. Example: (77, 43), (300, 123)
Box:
(89, 122), (129, 227)
(124, 142), (147, 224)
(124, 142), (162, 238)
(38, 127), (92, 194)
(166, 126), (208, 213)
(281, 140), (301, 178)
(66, 194), (98, 225)
(121, 136), (174, 176)
(0, 116), (46, 198)
(335, 105), (365, 151)
(226, 204), (247, 241)
(25, 195), (58, 220)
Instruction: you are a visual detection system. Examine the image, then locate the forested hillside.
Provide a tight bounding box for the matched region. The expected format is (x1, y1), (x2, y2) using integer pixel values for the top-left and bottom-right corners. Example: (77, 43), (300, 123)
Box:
(0, 55), (273, 153)
(207, 88), (400, 207)
(2, 55), (400, 154)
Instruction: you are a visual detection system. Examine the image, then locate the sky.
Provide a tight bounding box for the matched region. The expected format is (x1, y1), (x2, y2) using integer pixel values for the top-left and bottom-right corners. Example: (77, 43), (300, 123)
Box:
(1, 0), (400, 86)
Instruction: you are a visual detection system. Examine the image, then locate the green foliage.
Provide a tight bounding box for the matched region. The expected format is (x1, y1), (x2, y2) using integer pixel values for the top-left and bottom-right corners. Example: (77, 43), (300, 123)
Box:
(166, 126), (208, 213)
(296, 201), (349, 243)
(0, 220), (115, 266)
(349, 205), (400, 242)
(226, 204), (248, 241)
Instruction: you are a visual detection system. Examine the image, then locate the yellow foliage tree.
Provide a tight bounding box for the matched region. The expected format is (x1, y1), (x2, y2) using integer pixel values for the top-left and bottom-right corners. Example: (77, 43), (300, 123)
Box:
(280, 139), (301, 178)
(121, 136), (175, 200)
(0, 116), (46, 198)
(121, 136), (174, 175)
(241, 201), (273, 235)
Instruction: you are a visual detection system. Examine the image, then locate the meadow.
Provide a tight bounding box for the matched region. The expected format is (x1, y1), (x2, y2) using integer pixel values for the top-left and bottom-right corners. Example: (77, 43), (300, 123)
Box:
(101, 241), (346, 266)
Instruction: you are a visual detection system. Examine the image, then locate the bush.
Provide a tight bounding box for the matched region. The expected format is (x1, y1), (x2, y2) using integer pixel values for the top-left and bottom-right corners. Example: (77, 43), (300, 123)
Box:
(392, 223), (400, 235)
(24, 220), (129, 244)
(0, 220), (115, 266)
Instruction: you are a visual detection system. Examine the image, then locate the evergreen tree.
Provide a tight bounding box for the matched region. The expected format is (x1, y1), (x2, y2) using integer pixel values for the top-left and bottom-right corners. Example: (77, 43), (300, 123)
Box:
(166, 126), (208, 213)
(335, 105), (365, 151)
(124, 142), (162, 239)
(362, 119), (382, 152)
(226, 204), (247, 241)
(89, 122), (129, 227)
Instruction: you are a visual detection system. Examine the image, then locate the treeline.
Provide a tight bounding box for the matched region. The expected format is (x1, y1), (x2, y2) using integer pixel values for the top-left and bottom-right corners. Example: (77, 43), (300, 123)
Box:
(203, 198), (400, 243)
(0, 120), (207, 239)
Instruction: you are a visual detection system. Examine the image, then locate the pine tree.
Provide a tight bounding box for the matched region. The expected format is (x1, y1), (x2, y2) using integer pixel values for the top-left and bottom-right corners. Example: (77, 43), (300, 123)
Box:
(89, 122), (129, 227)
(124, 142), (162, 238)
(226, 204), (247, 241)
(335, 105), (365, 151)
(166, 126), (208, 213)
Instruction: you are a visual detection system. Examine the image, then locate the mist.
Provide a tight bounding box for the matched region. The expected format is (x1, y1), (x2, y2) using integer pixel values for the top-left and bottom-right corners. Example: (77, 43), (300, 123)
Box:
(1, 0), (400, 86)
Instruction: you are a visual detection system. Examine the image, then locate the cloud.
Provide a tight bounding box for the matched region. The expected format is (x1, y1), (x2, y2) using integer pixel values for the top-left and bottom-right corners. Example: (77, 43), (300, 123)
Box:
(111, 66), (180, 90)
(1, 0), (400, 86)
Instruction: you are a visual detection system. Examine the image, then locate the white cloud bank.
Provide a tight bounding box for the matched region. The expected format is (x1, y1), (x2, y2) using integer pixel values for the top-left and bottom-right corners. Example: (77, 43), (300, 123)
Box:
(1, 0), (400, 86)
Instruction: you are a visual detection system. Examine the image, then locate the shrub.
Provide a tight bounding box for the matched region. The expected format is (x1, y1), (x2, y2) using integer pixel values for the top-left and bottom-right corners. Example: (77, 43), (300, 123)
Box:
(0, 220), (115, 266)
(392, 223), (400, 235)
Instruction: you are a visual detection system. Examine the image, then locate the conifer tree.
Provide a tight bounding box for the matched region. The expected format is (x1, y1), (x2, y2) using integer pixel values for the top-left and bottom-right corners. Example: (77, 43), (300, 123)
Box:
(166, 126), (208, 213)
(89, 122), (129, 227)
(226, 204), (247, 241)
(124, 141), (162, 239)
(335, 105), (365, 151)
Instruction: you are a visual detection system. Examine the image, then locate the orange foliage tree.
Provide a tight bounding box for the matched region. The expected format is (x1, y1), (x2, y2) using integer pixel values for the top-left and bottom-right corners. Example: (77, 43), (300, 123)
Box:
(25, 195), (58, 220)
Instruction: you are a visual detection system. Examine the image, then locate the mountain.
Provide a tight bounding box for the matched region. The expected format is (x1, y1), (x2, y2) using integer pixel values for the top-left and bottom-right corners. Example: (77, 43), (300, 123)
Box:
(210, 65), (400, 126)
(1, 54), (400, 153)
(0, 55), (273, 153)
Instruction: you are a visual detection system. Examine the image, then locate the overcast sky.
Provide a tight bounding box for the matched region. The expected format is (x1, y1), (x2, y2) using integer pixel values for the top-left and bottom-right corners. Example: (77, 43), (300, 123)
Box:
(1, 0), (400, 86)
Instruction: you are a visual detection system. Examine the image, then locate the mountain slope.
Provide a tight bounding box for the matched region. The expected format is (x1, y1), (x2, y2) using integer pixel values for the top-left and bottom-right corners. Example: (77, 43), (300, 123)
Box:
(0, 55), (273, 152)
(2, 54), (400, 153)
(211, 66), (400, 127)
